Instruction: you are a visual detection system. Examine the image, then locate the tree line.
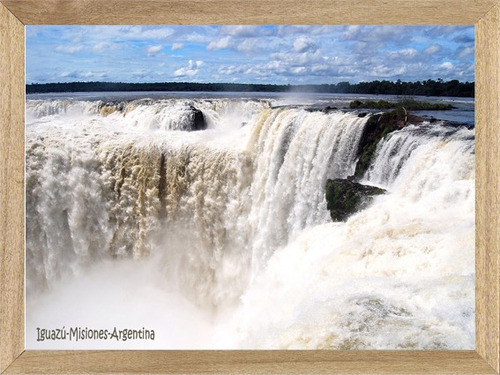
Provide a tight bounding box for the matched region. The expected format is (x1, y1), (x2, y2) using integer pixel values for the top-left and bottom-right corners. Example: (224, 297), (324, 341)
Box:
(26, 79), (474, 97)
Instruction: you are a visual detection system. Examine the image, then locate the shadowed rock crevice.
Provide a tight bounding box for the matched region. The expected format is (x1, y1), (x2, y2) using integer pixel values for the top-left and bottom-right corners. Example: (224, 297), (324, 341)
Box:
(189, 106), (207, 131)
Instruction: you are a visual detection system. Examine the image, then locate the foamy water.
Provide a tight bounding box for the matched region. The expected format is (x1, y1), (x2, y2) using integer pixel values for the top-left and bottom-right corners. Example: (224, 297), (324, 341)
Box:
(26, 96), (474, 349)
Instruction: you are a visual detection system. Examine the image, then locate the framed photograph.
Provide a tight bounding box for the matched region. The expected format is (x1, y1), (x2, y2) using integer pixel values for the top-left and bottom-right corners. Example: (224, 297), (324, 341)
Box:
(1, 0), (499, 374)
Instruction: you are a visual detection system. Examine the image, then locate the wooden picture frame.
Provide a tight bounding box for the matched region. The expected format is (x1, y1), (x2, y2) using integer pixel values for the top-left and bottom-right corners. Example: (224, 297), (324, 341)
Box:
(1, 1), (498, 374)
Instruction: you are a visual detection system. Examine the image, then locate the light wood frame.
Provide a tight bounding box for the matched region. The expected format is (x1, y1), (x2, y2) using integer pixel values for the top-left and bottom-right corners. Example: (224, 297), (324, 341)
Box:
(1, 1), (498, 374)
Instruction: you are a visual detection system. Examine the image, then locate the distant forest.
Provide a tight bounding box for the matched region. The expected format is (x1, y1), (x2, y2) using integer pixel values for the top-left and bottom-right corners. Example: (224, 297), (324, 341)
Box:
(26, 79), (474, 97)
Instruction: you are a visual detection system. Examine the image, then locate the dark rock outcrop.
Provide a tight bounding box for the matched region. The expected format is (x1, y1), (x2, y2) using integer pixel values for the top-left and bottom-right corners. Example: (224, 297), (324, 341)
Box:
(189, 106), (207, 131)
(354, 108), (424, 178)
(323, 106), (338, 112)
(98, 101), (128, 117)
(325, 178), (385, 221)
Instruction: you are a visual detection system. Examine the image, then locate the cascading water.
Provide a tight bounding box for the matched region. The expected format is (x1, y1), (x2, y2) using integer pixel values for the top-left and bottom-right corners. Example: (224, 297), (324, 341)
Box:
(218, 122), (474, 349)
(247, 108), (367, 269)
(26, 96), (474, 350)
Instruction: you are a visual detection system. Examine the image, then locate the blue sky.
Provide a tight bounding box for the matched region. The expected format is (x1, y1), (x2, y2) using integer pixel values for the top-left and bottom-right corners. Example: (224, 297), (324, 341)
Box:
(26, 25), (475, 84)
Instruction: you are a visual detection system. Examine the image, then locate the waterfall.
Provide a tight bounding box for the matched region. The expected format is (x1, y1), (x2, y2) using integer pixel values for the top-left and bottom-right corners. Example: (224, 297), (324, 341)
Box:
(363, 124), (474, 190)
(26, 97), (474, 350)
(221, 121), (474, 349)
(26, 100), (367, 305)
(247, 108), (366, 268)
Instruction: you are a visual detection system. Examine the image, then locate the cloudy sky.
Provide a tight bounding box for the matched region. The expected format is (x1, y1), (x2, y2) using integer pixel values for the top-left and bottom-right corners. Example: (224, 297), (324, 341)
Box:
(26, 25), (475, 84)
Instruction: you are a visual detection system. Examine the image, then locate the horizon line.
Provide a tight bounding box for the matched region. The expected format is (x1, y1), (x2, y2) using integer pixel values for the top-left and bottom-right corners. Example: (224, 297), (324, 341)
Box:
(26, 79), (475, 86)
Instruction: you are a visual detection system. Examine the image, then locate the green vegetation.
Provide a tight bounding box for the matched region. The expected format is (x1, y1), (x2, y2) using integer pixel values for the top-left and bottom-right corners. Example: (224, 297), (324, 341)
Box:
(339, 79), (473, 97)
(26, 79), (474, 97)
(350, 100), (393, 110)
(325, 178), (385, 221)
(349, 99), (455, 111)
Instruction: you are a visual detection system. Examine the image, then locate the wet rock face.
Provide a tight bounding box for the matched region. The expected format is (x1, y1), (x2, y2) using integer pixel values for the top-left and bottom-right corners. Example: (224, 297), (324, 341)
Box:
(354, 109), (424, 178)
(190, 106), (207, 131)
(325, 178), (385, 221)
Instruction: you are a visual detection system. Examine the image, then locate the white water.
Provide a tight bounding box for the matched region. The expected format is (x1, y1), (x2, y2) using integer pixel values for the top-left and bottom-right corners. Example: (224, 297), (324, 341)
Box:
(26, 97), (474, 349)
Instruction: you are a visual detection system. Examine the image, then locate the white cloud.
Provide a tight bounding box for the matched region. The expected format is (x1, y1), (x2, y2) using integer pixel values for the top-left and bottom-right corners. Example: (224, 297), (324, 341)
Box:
(218, 57), (359, 81)
(291, 66), (307, 75)
(388, 48), (418, 60)
(440, 61), (454, 70)
(92, 42), (120, 54)
(423, 44), (442, 55)
(93, 42), (108, 53)
(370, 65), (406, 77)
(236, 39), (258, 53)
(146, 45), (164, 57)
(207, 37), (232, 51)
(219, 65), (246, 75)
(277, 25), (333, 37)
(293, 37), (319, 53)
(117, 26), (174, 40)
(243, 66), (270, 78)
(220, 25), (271, 37)
(60, 70), (108, 79)
(310, 64), (329, 73)
(174, 60), (203, 77)
(171, 43), (184, 51)
(342, 25), (361, 40)
(429, 25), (466, 37)
(342, 25), (405, 43)
(207, 35), (259, 53)
(271, 49), (324, 65)
(56, 45), (83, 54)
(458, 46), (474, 58)
(183, 32), (210, 43)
